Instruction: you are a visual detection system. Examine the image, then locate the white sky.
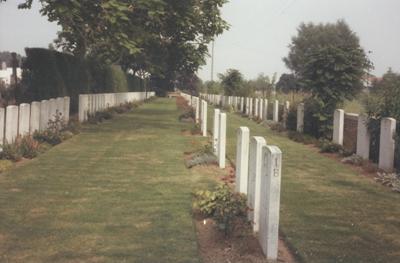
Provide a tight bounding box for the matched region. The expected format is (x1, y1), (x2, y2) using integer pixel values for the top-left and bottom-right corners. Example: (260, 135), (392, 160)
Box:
(1, 0), (399, 81)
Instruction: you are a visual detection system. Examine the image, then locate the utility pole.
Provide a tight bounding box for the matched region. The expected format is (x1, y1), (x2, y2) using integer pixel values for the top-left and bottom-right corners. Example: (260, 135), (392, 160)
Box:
(211, 41), (215, 82)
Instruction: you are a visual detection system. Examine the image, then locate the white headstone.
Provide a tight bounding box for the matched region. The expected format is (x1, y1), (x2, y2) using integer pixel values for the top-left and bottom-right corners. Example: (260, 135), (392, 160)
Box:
(248, 136), (266, 232)
(56, 97), (64, 120)
(333, 109), (344, 145)
(254, 98), (259, 118)
(258, 99), (263, 120)
(79, 95), (88, 122)
(240, 97), (244, 113)
(218, 112), (227, 168)
(356, 114), (370, 159)
(0, 108), (5, 145)
(5, 105), (18, 143)
(18, 103), (30, 136)
(195, 98), (200, 124)
(259, 145), (282, 261)
(249, 98), (253, 117)
(201, 100), (208, 137)
(297, 103), (304, 132)
(213, 109), (221, 155)
(30, 101), (40, 133)
(378, 117), (396, 171)
(49, 98), (57, 121)
(63, 97), (70, 123)
(235, 127), (250, 193)
(273, 100), (279, 122)
(263, 99), (268, 121)
(40, 100), (49, 131)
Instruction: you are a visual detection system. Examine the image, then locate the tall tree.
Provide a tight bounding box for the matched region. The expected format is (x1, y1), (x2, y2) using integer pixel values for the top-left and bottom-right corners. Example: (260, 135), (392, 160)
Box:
(219, 69), (247, 96)
(7, 0), (228, 93)
(284, 20), (372, 137)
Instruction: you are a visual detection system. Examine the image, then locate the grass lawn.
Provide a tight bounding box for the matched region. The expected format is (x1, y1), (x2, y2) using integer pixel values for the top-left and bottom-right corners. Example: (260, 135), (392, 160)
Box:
(0, 98), (212, 263)
(207, 106), (400, 263)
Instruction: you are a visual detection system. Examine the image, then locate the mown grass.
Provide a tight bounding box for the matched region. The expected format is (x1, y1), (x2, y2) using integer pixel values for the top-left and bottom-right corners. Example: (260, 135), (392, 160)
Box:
(0, 98), (213, 263)
(207, 106), (400, 263)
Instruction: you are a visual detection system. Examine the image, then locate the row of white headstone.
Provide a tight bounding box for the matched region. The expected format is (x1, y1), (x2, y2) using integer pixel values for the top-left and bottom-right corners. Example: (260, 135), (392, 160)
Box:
(331, 108), (397, 171)
(0, 97), (70, 145)
(199, 93), (290, 123)
(180, 92), (282, 261)
(200, 93), (398, 172)
(234, 126), (282, 261)
(78, 91), (156, 122)
(180, 94), (209, 137)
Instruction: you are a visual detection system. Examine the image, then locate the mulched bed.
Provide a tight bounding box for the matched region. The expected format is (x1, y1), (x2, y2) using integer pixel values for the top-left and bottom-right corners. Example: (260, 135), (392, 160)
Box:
(195, 214), (297, 263)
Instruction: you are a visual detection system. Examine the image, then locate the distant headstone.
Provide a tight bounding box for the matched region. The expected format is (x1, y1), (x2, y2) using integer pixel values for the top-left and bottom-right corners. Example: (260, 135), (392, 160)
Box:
(0, 108), (5, 145)
(333, 109), (345, 145)
(378, 117), (396, 171)
(40, 100), (49, 131)
(273, 100), (279, 122)
(235, 127), (250, 193)
(18, 103), (30, 136)
(201, 100), (208, 137)
(263, 99), (268, 121)
(213, 109), (220, 155)
(297, 103), (304, 132)
(5, 105), (18, 143)
(30, 101), (40, 133)
(63, 97), (70, 123)
(218, 112), (227, 168)
(356, 114), (370, 159)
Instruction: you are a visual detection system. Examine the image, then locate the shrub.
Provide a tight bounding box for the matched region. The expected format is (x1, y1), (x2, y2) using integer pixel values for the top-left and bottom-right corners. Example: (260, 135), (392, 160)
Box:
(303, 97), (332, 139)
(33, 130), (63, 146)
(179, 109), (195, 122)
(269, 122), (285, 133)
(288, 131), (317, 145)
(185, 153), (217, 168)
(66, 118), (81, 134)
(319, 139), (344, 153)
(193, 183), (248, 235)
(19, 136), (40, 159)
(0, 142), (22, 161)
(223, 104), (234, 113)
(286, 105), (297, 131)
(190, 124), (201, 135)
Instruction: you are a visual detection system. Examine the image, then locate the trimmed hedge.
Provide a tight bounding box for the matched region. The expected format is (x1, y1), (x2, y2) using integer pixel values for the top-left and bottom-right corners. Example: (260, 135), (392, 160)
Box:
(19, 48), (145, 113)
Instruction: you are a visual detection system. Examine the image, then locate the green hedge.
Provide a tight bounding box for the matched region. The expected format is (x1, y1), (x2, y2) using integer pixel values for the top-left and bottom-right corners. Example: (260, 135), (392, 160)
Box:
(19, 48), (144, 113)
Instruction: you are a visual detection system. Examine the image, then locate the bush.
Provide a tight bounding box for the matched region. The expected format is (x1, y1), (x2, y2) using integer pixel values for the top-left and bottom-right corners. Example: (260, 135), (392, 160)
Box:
(33, 114), (66, 145)
(190, 124), (201, 135)
(303, 97), (332, 139)
(65, 118), (81, 135)
(286, 105), (297, 131)
(288, 131), (317, 145)
(0, 142), (22, 161)
(19, 136), (40, 159)
(179, 109), (195, 122)
(319, 139), (343, 153)
(193, 183), (248, 235)
(269, 122), (285, 133)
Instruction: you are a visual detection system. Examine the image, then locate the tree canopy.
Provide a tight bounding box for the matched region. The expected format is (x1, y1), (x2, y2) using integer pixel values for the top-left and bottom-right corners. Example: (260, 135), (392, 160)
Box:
(4, 0), (228, 92)
(219, 69), (246, 96)
(284, 20), (372, 137)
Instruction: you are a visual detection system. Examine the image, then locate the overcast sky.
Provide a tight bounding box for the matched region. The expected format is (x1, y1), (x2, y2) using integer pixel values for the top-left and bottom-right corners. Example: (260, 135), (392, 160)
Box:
(1, 0), (399, 81)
